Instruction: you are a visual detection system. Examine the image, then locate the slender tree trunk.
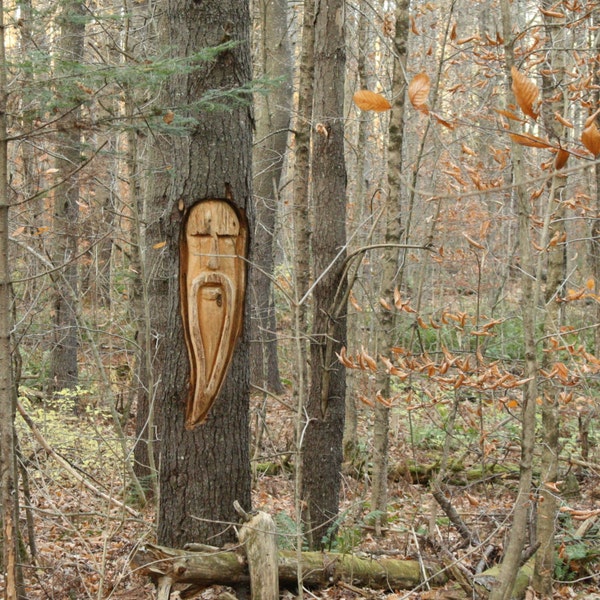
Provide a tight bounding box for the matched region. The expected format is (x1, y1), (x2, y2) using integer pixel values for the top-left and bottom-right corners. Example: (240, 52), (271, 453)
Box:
(0, 0), (19, 592)
(152, 0), (253, 547)
(301, 0), (347, 549)
(249, 0), (292, 394)
(292, 0), (315, 360)
(50, 0), (86, 394)
(488, 1), (539, 598)
(533, 6), (567, 593)
(371, 0), (409, 535)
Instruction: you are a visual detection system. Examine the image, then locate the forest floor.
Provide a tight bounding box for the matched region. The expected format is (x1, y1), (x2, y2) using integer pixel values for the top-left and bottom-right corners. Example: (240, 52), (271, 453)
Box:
(10, 384), (600, 600)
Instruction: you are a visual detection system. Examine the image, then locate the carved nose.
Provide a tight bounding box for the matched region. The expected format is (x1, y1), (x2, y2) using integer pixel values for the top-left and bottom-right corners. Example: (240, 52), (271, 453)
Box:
(208, 235), (219, 270)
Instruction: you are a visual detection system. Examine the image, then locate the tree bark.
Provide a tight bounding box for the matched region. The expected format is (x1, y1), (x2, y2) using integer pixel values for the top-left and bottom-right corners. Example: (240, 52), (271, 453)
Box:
(249, 0), (292, 394)
(50, 0), (86, 394)
(533, 5), (567, 594)
(488, 2), (539, 598)
(0, 0), (19, 593)
(301, 0), (347, 549)
(150, 0), (253, 547)
(371, 0), (409, 535)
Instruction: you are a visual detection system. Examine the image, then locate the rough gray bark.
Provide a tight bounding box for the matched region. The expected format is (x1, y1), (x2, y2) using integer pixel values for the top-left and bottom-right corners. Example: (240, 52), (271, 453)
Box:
(249, 0), (292, 394)
(50, 0), (85, 393)
(150, 0), (253, 547)
(301, 0), (347, 549)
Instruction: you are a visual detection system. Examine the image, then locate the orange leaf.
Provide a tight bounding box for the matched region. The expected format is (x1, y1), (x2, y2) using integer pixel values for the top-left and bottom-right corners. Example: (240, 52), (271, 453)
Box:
(554, 148), (569, 170)
(462, 232), (485, 250)
(153, 241), (166, 249)
(540, 8), (565, 18)
(163, 111), (175, 124)
(582, 122), (600, 156)
(349, 290), (363, 312)
(410, 15), (419, 35)
(379, 297), (392, 310)
(465, 492), (480, 507)
(358, 394), (374, 407)
(353, 89), (392, 112)
(511, 66), (540, 120)
(554, 112), (573, 128)
(431, 111), (455, 129)
(408, 73), (431, 113)
(494, 107), (525, 122)
(586, 277), (595, 291)
(417, 316), (429, 329)
(509, 132), (552, 149)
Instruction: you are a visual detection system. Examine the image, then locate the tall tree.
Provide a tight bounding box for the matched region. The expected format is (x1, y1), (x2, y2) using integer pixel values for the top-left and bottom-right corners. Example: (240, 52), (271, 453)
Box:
(50, 0), (86, 393)
(249, 0), (292, 394)
(488, 1), (539, 597)
(149, 0), (253, 547)
(533, 4), (567, 594)
(301, 0), (347, 549)
(371, 0), (409, 534)
(0, 0), (18, 593)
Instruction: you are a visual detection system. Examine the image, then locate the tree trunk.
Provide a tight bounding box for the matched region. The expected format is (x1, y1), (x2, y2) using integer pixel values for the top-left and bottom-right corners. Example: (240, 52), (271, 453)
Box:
(151, 0), (253, 547)
(488, 2), (539, 598)
(371, 0), (409, 535)
(301, 0), (347, 549)
(533, 5), (567, 594)
(50, 0), (86, 394)
(249, 0), (292, 394)
(0, 0), (18, 592)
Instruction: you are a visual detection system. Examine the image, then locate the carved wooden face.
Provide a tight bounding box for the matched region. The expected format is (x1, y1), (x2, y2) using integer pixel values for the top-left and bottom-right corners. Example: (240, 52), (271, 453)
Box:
(180, 200), (247, 428)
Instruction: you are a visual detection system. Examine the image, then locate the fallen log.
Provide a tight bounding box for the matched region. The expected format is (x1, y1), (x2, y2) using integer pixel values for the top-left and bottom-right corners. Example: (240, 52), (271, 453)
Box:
(132, 544), (447, 591)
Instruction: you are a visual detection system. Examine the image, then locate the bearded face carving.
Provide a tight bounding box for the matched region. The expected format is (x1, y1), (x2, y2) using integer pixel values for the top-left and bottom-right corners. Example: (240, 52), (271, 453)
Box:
(179, 199), (248, 428)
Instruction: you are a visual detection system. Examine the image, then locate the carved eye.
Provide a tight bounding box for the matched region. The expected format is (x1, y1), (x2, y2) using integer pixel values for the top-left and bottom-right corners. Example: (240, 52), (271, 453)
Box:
(216, 293), (222, 307)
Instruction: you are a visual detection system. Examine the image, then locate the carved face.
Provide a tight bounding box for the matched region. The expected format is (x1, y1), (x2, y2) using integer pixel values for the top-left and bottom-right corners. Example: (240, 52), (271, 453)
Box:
(180, 200), (247, 428)
(185, 201), (242, 275)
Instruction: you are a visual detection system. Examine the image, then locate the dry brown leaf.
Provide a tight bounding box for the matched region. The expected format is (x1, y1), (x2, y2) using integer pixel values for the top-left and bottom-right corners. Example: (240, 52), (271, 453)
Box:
(540, 7), (566, 17)
(463, 232), (485, 250)
(553, 148), (570, 170)
(450, 22), (457, 40)
(494, 107), (525, 122)
(431, 111), (455, 129)
(352, 89), (392, 112)
(582, 122), (600, 156)
(349, 290), (363, 312)
(554, 112), (573, 128)
(410, 15), (419, 35)
(511, 66), (540, 120)
(163, 111), (175, 124)
(509, 131), (552, 149)
(408, 73), (430, 113)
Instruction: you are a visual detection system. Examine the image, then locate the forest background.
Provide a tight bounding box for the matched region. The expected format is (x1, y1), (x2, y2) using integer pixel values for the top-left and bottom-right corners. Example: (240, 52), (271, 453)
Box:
(0, 0), (600, 598)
